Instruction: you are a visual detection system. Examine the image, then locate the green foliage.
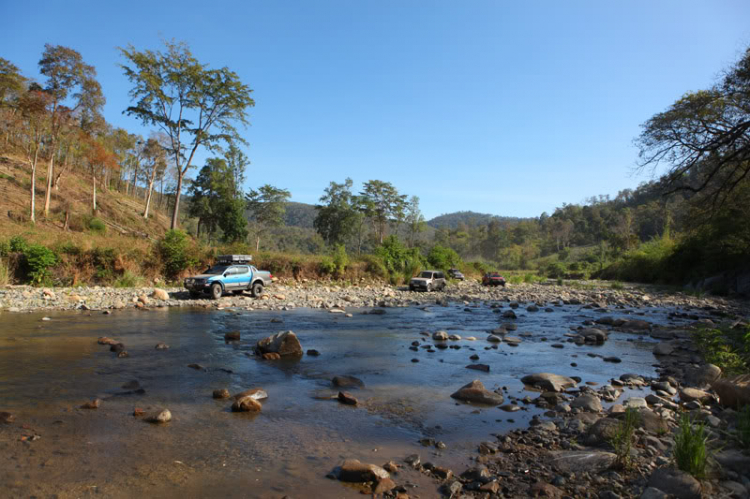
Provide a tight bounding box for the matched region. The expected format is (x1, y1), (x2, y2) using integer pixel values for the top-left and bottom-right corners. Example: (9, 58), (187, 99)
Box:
(318, 257), (336, 276)
(0, 240), (9, 257)
(360, 254), (387, 278)
(610, 280), (624, 290)
(9, 235), (28, 253)
(56, 241), (82, 255)
(375, 235), (425, 281)
(600, 236), (676, 283)
(674, 415), (709, 479)
(427, 244), (461, 271)
(246, 184), (292, 249)
(609, 407), (639, 469)
(332, 244), (348, 276)
(314, 178), (360, 246)
(542, 261), (567, 279)
(158, 230), (197, 280)
(88, 217), (106, 234)
(113, 271), (143, 288)
(557, 247), (571, 261)
(693, 326), (750, 375)
(24, 244), (58, 286)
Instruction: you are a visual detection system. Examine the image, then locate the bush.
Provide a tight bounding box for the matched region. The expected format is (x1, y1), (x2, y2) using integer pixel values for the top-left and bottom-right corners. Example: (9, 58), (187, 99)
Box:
(558, 247), (571, 261)
(56, 241), (82, 256)
(88, 217), (107, 234)
(359, 254), (387, 279)
(331, 244), (349, 277)
(24, 244), (58, 286)
(9, 235), (28, 253)
(427, 245), (462, 271)
(114, 271), (143, 288)
(375, 236), (426, 279)
(0, 240), (9, 257)
(674, 414), (709, 478)
(158, 230), (197, 280)
(543, 261), (567, 279)
(318, 257), (336, 275)
(693, 326), (750, 375)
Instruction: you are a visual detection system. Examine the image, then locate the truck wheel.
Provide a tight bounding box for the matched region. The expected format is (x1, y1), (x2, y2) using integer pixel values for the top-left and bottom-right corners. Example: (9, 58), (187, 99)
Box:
(251, 282), (264, 297)
(210, 283), (223, 300)
(189, 290), (202, 299)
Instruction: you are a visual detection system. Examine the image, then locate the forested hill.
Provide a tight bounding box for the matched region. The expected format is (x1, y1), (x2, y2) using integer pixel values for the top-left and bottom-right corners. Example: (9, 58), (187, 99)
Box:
(427, 211), (527, 229)
(284, 202), (317, 229)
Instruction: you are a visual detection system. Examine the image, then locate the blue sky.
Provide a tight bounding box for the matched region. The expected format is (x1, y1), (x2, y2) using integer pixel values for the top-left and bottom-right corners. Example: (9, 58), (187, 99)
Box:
(2, 1), (749, 219)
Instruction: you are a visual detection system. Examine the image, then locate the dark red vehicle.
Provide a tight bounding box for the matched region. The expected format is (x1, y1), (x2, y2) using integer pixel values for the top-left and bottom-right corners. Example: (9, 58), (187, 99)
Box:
(482, 272), (506, 287)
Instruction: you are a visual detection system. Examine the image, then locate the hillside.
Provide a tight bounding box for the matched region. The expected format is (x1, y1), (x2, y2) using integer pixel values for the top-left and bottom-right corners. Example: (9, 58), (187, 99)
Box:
(427, 211), (527, 229)
(0, 153), (174, 248)
(284, 201), (317, 229)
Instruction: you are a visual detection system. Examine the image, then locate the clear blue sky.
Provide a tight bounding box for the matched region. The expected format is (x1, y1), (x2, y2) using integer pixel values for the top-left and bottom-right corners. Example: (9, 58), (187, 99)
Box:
(2, 1), (749, 219)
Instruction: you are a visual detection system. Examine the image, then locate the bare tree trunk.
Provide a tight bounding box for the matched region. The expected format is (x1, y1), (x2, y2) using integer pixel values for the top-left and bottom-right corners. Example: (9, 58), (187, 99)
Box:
(63, 210), (69, 231)
(256, 235), (260, 252)
(92, 170), (97, 212)
(54, 149), (69, 191)
(143, 164), (157, 219)
(43, 148), (55, 217)
(28, 142), (40, 223)
(170, 173), (183, 229)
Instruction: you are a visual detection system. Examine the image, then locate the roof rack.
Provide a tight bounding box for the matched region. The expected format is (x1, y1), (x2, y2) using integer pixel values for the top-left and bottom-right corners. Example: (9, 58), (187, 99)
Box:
(217, 254), (252, 264)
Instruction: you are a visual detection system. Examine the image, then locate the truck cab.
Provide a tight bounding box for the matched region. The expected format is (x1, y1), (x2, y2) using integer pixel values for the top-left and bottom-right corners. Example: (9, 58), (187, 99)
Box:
(184, 255), (272, 299)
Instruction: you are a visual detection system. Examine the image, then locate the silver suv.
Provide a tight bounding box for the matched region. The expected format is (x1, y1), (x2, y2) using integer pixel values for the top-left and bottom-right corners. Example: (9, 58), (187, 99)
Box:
(409, 270), (447, 292)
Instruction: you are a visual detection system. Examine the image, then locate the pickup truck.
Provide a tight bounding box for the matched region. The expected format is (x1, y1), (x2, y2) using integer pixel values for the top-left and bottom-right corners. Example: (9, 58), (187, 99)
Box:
(184, 255), (272, 299)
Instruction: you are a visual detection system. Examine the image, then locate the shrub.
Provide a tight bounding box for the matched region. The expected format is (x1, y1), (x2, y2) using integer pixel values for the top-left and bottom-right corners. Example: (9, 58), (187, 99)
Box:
(114, 271), (143, 288)
(376, 236), (426, 279)
(543, 261), (567, 279)
(158, 230), (197, 280)
(693, 326), (750, 375)
(331, 244), (349, 276)
(558, 247), (571, 261)
(57, 241), (82, 255)
(24, 244), (58, 286)
(674, 414), (709, 478)
(0, 240), (9, 257)
(88, 217), (107, 234)
(359, 254), (387, 279)
(427, 245), (461, 271)
(9, 235), (28, 253)
(609, 407), (639, 469)
(318, 257), (336, 276)
(610, 281), (624, 290)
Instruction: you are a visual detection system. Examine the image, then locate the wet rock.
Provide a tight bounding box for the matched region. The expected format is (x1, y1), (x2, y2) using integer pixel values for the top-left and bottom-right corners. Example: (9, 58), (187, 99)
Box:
(600, 385), (622, 402)
(521, 373), (578, 392)
(502, 310), (517, 319)
(432, 466), (453, 479)
(712, 374), (750, 409)
(307, 349), (320, 356)
(580, 328), (608, 344)
(549, 451), (616, 473)
(466, 364), (490, 373)
(213, 389), (230, 399)
(332, 375), (364, 389)
(382, 461), (399, 473)
(372, 477), (396, 494)
(623, 397), (648, 409)
(486, 334), (502, 343)
(155, 342), (169, 350)
(146, 409), (172, 423)
(255, 330), (303, 357)
(448, 334), (461, 341)
(1, 412), (16, 424)
(224, 331), (241, 341)
(232, 388), (268, 401)
(187, 363), (206, 370)
(500, 404), (521, 412)
(529, 482), (564, 498)
(337, 459), (390, 482)
(232, 396), (262, 412)
(81, 399), (101, 409)
(110, 343), (125, 353)
(647, 468), (701, 499)
(432, 331), (448, 341)
(262, 352), (281, 360)
(404, 454), (421, 469)
(653, 342), (675, 356)
(450, 380), (504, 405)
(571, 393), (602, 412)
(117, 350), (129, 358)
(586, 418), (622, 446)
(337, 392), (358, 406)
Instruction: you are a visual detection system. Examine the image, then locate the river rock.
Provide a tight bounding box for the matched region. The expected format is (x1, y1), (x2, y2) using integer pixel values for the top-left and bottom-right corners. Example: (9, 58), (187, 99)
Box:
(155, 342), (169, 350)
(712, 374), (750, 408)
(486, 334), (502, 343)
(81, 399), (101, 409)
(653, 342), (675, 356)
(232, 388), (268, 401)
(521, 373), (578, 392)
(571, 393), (602, 412)
(332, 375), (364, 389)
(224, 331), (241, 341)
(647, 468), (701, 499)
(0, 412), (16, 424)
(580, 328), (608, 344)
(337, 391), (358, 406)
(432, 331), (448, 341)
(466, 364), (490, 373)
(213, 389), (230, 399)
(624, 397), (648, 409)
(147, 409), (172, 423)
(151, 289), (169, 300)
(337, 459), (390, 483)
(255, 330), (303, 357)
(232, 396), (262, 412)
(550, 450), (616, 473)
(450, 380), (504, 405)
(679, 387), (711, 403)
(529, 482), (564, 498)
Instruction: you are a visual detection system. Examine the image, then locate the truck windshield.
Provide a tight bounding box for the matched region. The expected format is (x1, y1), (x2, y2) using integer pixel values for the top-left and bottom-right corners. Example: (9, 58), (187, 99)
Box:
(419, 272), (433, 278)
(204, 265), (229, 275)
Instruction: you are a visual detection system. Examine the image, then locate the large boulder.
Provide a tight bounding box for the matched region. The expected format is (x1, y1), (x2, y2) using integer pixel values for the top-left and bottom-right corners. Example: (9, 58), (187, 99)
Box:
(255, 331), (303, 357)
(521, 373), (578, 392)
(450, 380), (504, 405)
(571, 393), (603, 413)
(686, 363), (722, 387)
(579, 328), (608, 344)
(712, 374), (750, 409)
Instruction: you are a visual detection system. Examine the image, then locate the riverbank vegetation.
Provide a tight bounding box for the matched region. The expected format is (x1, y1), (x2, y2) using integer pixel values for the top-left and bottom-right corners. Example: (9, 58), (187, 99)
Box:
(0, 43), (748, 291)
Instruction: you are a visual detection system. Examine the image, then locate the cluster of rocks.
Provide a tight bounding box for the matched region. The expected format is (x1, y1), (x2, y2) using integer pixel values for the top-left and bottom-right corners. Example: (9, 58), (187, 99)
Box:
(1, 281), (747, 318)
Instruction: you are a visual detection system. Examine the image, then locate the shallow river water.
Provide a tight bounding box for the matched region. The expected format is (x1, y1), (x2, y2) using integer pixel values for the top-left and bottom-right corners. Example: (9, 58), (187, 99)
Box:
(0, 301), (693, 498)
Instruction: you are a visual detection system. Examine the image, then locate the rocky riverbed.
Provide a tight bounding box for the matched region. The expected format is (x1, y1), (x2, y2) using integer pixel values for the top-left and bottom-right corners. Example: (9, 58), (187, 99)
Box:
(1, 281), (749, 498)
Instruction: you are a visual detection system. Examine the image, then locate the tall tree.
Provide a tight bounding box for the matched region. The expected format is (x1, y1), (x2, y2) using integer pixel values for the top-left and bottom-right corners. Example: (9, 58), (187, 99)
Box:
(142, 135), (167, 219)
(224, 143), (248, 197)
(39, 44), (104, 217)
(314, 178), (359, 246)
(120, 40), (254, 229)
(636, 46), (750, 211)
(245, 185), (290, 251)
(404, 195), (426, 247)
(360, 180), (407, 244)
(18, 90), (50, 222)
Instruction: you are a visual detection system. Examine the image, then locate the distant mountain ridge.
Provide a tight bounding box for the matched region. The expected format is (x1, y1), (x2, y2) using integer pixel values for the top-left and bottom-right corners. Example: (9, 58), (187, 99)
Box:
(426, 211), (528, 229)
(281, 203), (525, 231)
